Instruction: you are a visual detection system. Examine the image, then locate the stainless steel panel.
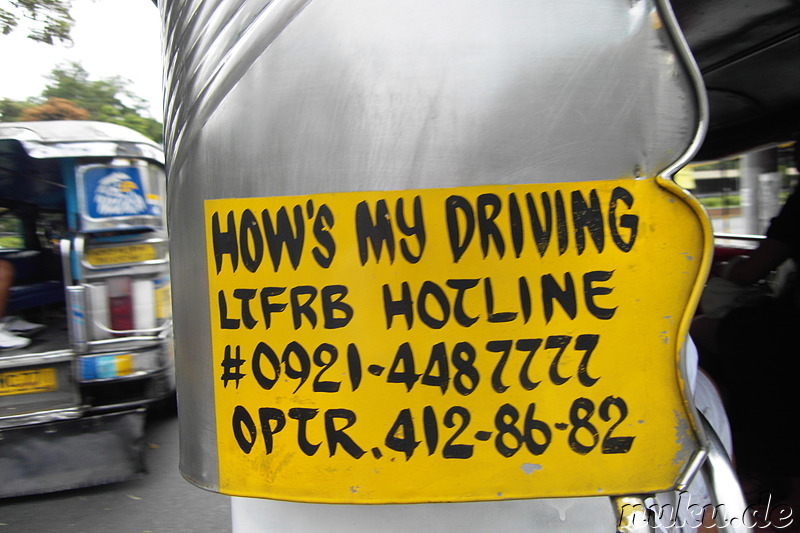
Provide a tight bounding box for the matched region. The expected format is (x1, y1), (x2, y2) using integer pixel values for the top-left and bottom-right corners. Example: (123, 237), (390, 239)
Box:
(162, 0), (704, 493)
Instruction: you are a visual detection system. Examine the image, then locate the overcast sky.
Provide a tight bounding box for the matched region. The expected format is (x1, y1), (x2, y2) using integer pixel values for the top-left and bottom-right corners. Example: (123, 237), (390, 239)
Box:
(0, 0), (163, 121)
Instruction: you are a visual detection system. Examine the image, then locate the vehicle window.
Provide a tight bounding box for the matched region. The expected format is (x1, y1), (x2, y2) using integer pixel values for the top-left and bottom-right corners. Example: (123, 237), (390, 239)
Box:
(675, 143), (798, 239)
(38, 210), (67, 250)
(0, 208), (24, 250)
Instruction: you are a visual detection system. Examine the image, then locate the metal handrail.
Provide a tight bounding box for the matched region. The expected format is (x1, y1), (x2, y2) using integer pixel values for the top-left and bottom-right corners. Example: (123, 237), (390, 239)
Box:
(714, 233), (766, 242)
(698, 411), (752, 533)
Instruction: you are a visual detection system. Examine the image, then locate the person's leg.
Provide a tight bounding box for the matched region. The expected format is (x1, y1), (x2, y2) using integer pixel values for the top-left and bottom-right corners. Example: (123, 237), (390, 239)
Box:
(718, 304), (799, 498)
(0, 259), (14, 320)
(0, 260), (31, 349)
(691, 315), (723, 374)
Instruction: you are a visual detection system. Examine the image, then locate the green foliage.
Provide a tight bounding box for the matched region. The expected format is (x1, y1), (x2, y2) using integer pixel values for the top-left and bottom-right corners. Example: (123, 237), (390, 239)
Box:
(19, 96), (90, 120)
(693, 158), (740, 172)
(1, 4), (162, 142)
(0, 209), (23, 249)
(0, 98), (34, 121)
(0, 235), (24, 249)
(698, 195), (741, 209)
(0, 0), (73, 45)
(2, 62), (163, 143)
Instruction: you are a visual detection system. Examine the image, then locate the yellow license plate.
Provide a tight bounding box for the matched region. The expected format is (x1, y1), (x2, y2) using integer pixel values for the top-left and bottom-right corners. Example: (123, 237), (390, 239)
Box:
(86, 244), (157, 266)
(0, 368), (58, 396)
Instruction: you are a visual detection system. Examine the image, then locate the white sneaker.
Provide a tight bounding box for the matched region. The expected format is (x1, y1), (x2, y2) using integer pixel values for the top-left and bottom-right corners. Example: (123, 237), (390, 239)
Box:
(1, 316), (45, 336)
(0, 327), (31, 350)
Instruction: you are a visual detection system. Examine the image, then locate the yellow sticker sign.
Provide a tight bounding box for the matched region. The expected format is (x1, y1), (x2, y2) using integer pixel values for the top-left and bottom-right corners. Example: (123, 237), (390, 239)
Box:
(204, 178), (708, 503)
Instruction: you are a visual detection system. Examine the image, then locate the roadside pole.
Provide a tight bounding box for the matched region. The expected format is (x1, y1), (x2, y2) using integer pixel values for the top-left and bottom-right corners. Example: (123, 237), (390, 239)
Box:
(740, 148), (780, 234)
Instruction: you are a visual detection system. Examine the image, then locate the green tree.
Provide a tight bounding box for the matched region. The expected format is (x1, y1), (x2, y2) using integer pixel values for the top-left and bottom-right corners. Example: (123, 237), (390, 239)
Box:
(0, 98), (34, 121)
(40, 62), (163, 142)
(19, 96), (89, 120)
(0, 0), (73, 45)
(1, 63), (162, 143)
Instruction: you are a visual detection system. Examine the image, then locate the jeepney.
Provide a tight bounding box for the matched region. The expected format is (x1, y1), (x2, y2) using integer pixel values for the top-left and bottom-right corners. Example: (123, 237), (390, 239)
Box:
(0, 120), (173, 498)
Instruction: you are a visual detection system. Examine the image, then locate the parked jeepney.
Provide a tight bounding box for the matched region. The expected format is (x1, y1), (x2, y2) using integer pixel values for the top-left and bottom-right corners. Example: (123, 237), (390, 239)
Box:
(0, 120), (173, 498)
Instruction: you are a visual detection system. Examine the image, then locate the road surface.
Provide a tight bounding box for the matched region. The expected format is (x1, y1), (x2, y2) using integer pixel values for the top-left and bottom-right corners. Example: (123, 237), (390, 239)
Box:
(0, 411), (232, 533)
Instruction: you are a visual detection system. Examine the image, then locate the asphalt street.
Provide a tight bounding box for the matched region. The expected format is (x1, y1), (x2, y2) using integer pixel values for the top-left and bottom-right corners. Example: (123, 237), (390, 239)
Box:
(0, 411), (232, 533)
